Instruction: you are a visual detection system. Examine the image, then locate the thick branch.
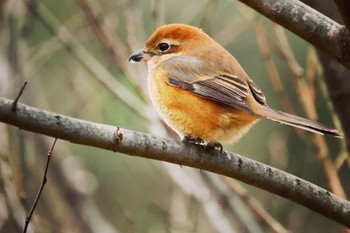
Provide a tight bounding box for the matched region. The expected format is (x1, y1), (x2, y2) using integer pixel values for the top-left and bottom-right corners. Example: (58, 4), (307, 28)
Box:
(236, 0), (350, 69)
(0, 96), (349, 227)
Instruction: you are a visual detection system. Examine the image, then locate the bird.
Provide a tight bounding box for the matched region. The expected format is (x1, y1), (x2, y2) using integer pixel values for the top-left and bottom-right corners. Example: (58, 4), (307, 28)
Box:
(128, 24), (341, 150)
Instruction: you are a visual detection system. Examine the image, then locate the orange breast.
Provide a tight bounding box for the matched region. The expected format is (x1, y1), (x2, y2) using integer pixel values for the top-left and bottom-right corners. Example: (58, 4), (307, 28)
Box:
(148, 67), (260, 143)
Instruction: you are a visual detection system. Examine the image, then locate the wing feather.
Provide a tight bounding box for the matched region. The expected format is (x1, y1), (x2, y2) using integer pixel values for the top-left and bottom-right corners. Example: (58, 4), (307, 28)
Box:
(162, 56), (266, 114)
(248, 80), (267, 105)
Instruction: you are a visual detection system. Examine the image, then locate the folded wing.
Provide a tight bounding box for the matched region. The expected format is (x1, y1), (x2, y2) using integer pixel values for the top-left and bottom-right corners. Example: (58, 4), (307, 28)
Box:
(162, 56), (267, 114)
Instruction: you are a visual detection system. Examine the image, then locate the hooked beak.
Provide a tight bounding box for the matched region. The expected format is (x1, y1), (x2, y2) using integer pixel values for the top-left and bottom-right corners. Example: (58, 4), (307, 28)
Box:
(128, 49), (148, 63)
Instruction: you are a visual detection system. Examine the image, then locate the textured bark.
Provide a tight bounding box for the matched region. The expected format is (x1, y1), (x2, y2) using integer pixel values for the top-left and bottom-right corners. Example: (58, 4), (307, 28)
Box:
(236, 0), (350, 69)
(0, 97), (349, 227)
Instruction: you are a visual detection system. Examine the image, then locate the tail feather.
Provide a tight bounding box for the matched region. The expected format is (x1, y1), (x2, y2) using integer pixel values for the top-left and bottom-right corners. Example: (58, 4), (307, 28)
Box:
(256, 106), (342, 138)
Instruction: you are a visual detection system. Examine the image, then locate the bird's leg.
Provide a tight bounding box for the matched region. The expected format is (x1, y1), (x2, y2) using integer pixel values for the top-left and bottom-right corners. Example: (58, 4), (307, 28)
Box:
(205, 141), (223, 153)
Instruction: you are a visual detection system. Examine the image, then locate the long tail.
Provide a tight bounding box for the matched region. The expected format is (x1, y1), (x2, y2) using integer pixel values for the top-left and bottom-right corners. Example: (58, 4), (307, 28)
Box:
(255, 106), (342, 138)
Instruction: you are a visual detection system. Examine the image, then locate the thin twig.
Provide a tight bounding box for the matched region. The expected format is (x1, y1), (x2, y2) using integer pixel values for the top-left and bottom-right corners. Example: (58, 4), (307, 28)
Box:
(201, 173), (255, 233)
(221, 177), (290, 233)
(314, 51), (350, 173)
(197, 0), (219, 32)
(25, 1), (149, 121)
(151, 0), (164, 28)
(11, 81), (28, 112)
(163, 165), (237, 233)
(122, 1), (144, 51)
(233, 5), (295, 114)
(271, 24), (317, 120)
(272, 25), (347, 199)
(213, 7), (251, 46)
(245, 16), (309, 142)
(75, 0), (148, 102)
(335, 150), (350, 169)
(23, 138), (58, 233)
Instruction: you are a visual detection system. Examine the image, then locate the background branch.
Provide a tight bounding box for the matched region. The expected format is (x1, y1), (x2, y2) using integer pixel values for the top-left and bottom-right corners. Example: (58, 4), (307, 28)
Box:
(0, 97), (349, 228)
(331, 0), (350, 32)
(25, 1), (148, 119)
(75, 0), (148, 102)
(297, 0), (350, 156)
(236, 0), (350, 69)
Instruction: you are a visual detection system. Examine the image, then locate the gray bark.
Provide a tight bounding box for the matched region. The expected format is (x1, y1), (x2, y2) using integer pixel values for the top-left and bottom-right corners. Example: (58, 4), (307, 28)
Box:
(0, 97), (349, 228)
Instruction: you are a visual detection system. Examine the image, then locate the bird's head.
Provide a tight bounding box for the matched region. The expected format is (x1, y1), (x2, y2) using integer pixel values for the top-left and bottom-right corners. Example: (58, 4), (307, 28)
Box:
(128, 24), (211, 64)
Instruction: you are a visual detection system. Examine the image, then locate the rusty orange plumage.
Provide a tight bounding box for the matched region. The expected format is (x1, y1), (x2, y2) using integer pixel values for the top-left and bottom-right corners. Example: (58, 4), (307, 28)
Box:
(129, 24), (341, 147)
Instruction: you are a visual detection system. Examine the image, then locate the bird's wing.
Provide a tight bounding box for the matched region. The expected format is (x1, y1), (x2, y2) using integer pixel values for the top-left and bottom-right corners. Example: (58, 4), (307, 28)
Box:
(161, 56), (267, 114)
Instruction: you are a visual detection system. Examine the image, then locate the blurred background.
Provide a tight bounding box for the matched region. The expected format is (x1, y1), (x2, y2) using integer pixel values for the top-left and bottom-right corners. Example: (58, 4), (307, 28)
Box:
(0, 0), (349, 232)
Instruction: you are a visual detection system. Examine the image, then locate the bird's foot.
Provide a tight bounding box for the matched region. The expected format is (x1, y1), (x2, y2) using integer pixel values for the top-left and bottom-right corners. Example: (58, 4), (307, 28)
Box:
(182, 136), (223, 153)
(182, 136), (205, 145)
(205, 141), (223, 153)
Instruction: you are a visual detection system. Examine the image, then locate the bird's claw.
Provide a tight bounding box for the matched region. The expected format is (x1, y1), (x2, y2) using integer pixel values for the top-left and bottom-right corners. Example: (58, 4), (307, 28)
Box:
(182, 136), (205, 145)
(182, 136), (223, 153)
(206, 142), (223, 153)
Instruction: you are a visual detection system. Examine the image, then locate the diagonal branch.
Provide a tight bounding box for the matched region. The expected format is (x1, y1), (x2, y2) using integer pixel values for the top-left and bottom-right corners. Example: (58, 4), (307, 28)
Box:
(25, 1), (148, 119)
(0, 96), (349, 228)
(75, 0), (148, 102)
(235, 0), (350, 69)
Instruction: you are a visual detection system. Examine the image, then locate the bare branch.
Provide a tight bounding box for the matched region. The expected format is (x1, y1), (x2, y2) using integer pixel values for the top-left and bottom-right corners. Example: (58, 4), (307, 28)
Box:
(0, 97), (349, 228)
(75, 0), (148, 102)
(235, 0), (350, 69)
(221, 177), (290, 233)
(25, 1), (148, 119)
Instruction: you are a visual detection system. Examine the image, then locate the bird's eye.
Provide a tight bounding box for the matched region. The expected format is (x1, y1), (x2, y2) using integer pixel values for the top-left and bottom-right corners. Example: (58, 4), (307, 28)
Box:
(158, 43), (170, 52)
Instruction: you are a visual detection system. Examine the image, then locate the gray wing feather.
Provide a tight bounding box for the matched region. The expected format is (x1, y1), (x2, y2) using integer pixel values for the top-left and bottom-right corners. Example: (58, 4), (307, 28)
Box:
(163, 56), (266, 114)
